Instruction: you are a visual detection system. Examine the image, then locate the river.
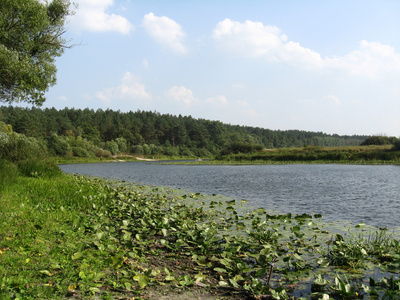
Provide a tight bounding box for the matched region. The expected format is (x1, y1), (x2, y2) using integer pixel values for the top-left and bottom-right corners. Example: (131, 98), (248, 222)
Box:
(59, 162), (400, 229)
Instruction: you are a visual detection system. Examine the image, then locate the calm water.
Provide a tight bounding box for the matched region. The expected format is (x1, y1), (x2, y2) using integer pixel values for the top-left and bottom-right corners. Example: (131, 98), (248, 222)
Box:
(59, 162), (400, 228)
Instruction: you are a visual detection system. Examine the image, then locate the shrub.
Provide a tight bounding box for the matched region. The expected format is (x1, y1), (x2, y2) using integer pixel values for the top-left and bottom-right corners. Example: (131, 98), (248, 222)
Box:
(0, 159), (19, 192)
(47, 134), (70, 156)
(106, 140), (119, 155)
(72, 146), (90, 157)
(361, 136), (393, 146)
(393, 140), (400, 151)
(93, 147), (111, 158)
(131, 145), (144, 154)
(0, 132), (47, 162)
(220, 142), (264, 155)
(17, 159), (62, 178)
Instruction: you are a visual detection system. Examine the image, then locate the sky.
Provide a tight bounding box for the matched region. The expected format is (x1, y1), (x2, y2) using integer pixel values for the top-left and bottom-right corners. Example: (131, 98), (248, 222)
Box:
(39, 0), (400, 136)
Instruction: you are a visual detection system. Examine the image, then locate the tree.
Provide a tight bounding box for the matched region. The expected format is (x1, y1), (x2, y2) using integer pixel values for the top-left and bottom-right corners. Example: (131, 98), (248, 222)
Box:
(361, 136), (392, 146)
(0, 0), (73, 105)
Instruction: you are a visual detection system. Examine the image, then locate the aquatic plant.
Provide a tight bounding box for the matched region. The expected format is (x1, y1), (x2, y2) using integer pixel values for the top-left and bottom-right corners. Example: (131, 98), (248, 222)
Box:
(0, 170), (399, 299)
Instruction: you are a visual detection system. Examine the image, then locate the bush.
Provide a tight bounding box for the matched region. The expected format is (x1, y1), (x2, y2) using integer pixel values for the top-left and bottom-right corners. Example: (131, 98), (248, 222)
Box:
(17, 159), (62, 178)
(0, 132), (47, 162)
(94, 147), (111, 158)
(106, 140), (119, 155)
(47, 134), (70, 156)
(0, 159), (19, 192)
(361, 136), (393, 146)
(72, 146), (90, 157)
(220, 142), (264, 155)
(393, 140), (400, 151)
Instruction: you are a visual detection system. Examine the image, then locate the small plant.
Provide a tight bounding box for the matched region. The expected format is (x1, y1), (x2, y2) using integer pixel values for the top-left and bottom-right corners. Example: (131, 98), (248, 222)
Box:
(17, 159), (63, 178)
(325, 234), (368, 268)
(0, 159), (19, 191)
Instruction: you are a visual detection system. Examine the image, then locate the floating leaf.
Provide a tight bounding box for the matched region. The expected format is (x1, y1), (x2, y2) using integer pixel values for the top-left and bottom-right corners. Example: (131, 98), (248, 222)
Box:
(40, 270), (53, 277)
(213, 267), (226, 273)
(165, 275), (175, 281)
(218, 280), (229, 287)
(124, 282), (132, 291)
(71, 252), (83, 260)
(134, 274), (149, 288)
(194, 273), (207, 283)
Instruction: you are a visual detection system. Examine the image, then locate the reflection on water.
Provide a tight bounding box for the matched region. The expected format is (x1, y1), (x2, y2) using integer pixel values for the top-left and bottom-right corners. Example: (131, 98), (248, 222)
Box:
(59, 162), (400, 228)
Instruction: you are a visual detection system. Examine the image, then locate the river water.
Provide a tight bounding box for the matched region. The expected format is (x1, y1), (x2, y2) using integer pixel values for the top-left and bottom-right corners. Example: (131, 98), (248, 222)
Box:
(59, 162), (400, 229)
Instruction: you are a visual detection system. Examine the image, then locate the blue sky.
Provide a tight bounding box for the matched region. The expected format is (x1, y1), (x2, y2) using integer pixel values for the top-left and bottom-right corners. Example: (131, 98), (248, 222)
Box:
(42, 0), (400, 136)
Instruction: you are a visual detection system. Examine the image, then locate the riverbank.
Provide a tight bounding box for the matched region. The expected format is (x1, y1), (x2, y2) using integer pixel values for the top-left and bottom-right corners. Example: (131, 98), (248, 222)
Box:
(1, 161), (399, 299)
(215, 145), (400, 165)
(54, 145), (400, 166)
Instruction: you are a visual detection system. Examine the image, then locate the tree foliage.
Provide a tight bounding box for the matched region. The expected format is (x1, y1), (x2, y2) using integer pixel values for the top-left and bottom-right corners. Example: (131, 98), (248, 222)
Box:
(0, 0), (72, 105)
(361, 135), (399, 146)
(0, 106), (371, 158)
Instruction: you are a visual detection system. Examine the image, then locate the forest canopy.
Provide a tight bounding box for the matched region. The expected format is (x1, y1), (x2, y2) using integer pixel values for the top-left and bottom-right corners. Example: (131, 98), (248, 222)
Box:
(0, 106), (371, 159)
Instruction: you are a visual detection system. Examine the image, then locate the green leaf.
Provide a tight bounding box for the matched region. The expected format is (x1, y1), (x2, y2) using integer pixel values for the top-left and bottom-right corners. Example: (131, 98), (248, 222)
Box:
(213, 267), (227, 273)
(71, 252), (83, 260)
(229, 278), (240, 288)
(39, 270), (53, 277)
(218, 280), (229, 287)
(165, 275), (175, 281)
(122, 230), (131, 241)
(134, 274), (149, 288)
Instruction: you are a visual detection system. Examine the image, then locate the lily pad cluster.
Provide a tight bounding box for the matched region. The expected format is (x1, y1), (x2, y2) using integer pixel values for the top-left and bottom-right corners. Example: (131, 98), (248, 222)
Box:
(0, 174), (399, 299)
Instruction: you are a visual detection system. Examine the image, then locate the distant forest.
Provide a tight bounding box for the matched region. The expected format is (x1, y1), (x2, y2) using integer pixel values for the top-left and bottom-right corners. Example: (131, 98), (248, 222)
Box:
(0, 106), (368, 158)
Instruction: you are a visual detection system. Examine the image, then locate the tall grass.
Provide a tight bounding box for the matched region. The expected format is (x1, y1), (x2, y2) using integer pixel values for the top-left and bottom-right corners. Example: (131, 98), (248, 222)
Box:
(0, 159), (19, 192)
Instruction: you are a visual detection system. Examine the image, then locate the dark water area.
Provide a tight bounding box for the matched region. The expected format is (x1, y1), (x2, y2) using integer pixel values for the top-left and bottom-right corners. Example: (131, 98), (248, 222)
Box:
(59, 162), (400, 229)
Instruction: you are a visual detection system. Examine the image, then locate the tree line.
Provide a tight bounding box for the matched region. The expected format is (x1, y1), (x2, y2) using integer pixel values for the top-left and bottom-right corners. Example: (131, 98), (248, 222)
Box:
(0, 106), (372, 159)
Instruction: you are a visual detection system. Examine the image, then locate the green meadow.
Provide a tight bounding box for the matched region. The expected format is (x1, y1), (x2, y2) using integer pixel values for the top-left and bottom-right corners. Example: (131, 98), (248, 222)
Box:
(0, 160), (399, 299)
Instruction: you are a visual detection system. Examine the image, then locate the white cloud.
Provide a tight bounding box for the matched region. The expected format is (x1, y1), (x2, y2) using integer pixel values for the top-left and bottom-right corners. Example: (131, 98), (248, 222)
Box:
(142, 13), (187, 54)
(324, 95), (341, 106)
(213, 19), (286, 60)
(96, 72), (151, 104)
(325, 40), (400, 78)
(236, 100), (250, 108)
(165, 86), (197, 105)
(71, 0), (134, 34)
(205, 95), (229, 106)
(213, 19), (400, 77)
(58, 95), (68, 101)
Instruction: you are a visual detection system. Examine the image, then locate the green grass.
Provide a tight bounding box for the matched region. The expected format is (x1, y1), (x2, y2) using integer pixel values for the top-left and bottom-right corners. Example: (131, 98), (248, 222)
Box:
(215, 145), (400, 165)
(1, 159), (399, 299)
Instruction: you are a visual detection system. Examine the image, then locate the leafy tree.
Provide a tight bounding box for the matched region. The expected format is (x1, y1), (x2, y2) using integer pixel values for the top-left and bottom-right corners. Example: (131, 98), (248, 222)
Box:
(361, 136), (393, 146)
(106, 140), (119, 155)
(0, 121), (12, 135)
(0, 132), (46, 162)
(47, 133), (70, 156)
(394, 140), (400, 151)
(0, 0), (73, 105)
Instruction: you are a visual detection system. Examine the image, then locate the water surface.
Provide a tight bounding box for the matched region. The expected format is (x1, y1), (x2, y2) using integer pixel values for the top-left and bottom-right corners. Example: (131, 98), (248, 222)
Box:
(59, 162), (400, 228)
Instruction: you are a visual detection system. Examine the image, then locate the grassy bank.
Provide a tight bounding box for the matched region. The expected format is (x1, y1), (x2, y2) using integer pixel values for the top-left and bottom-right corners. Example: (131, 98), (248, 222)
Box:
(1, 160), (399, 299)
(215, 145), (400, 165)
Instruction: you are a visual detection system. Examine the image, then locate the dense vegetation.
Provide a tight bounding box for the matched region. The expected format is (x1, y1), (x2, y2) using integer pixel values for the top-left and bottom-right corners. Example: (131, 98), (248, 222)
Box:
(1, 159), (399, 299)
(216, 145), (400, 163)
(0, 0), (72, 105)
(0, 106), (370, 159)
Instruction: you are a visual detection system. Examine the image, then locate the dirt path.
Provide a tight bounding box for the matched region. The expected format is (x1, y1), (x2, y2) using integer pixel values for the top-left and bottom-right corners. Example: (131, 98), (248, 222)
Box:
(135, 157), (158, 161)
